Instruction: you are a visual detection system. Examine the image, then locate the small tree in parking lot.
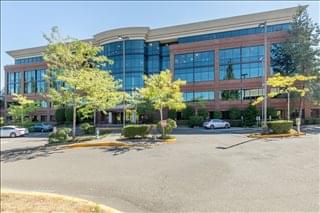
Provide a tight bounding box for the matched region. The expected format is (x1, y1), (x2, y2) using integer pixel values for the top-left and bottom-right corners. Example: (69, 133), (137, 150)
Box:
(139, 70), (186, 137)
(7, 94), (39, 126)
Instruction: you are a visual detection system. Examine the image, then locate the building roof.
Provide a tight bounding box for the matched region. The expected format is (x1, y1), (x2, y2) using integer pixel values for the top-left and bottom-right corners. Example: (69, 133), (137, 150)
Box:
(7, 6), (302, 59)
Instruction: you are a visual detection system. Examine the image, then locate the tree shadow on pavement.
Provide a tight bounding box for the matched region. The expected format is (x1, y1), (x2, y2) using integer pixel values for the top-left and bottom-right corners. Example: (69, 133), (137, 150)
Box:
(1, 146), (64, 163)
(216, 138), (258, 150)
(98, 144), (153, 156)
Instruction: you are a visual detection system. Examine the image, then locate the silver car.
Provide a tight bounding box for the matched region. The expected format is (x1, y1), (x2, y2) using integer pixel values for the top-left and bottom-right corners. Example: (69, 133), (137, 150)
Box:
(0, 125), (29, 138)
(203, 119), (230, 129)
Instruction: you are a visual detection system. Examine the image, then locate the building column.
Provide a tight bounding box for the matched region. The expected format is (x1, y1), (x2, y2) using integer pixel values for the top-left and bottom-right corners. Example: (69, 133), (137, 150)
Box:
(108, 112), (112, 124)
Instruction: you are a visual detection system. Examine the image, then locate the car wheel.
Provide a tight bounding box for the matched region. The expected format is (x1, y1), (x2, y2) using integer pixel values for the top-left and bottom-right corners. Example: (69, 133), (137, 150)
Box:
(210, 125), (215, 129)
(225, 124), (230, 129)
(10, 132), (16, 138)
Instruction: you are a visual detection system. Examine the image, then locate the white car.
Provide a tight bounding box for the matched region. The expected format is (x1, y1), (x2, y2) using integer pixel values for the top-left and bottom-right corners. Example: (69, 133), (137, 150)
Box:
(0, 126), (29, 138)
(203, 119), (230, 129)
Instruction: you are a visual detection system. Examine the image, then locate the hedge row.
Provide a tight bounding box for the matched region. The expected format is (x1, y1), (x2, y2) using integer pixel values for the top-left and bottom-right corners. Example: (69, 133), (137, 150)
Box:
(267, 120), (293, 134)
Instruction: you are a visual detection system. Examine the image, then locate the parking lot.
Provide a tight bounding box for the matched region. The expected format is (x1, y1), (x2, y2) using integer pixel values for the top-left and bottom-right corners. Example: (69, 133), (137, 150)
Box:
(1, 126), (319, 212)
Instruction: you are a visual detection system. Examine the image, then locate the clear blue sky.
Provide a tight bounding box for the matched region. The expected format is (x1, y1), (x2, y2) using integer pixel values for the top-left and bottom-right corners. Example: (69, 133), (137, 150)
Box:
(1, 1), (319, 89)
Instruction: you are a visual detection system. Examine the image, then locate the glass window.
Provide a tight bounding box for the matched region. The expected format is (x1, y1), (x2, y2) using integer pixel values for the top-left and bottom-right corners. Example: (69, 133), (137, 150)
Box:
(174, 51), (214, 83)
(178, 23), (291, 44)
(101, 40), (146, 91)
(219, 45), (264, 80)
(243, 88), (263, 100)
(220, 90), (241, 100)
(7, 72), (21, 95)
(24, 70), (36, 94)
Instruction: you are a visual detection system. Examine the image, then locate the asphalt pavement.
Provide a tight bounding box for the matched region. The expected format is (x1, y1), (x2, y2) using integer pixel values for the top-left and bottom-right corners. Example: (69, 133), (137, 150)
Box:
(1, 127), (319, 212)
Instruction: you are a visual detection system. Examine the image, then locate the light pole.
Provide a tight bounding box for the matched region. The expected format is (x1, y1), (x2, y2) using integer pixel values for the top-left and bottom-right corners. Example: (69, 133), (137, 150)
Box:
(118, 35), (129, 127)
(258, 21), (268, 132)
(240, 73), (248, 105)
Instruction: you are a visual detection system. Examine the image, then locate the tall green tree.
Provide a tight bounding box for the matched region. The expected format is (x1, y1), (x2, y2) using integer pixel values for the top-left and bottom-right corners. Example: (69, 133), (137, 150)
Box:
(43, 27), (120, 139)
(7, 94), (39, 126)
(139, 70), (186, 136)
(270, 6), (320, 119)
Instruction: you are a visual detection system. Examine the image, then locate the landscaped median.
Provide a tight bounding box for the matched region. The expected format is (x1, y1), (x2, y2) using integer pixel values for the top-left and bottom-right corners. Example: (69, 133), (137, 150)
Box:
(1, 189), (121, 213)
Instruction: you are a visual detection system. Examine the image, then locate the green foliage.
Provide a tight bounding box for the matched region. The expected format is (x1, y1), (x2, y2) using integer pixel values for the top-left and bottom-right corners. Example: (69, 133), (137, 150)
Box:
(7, 94), (39, 126)
(270, 6), (320, 116)
(0, 117), (4, 126)
(267, 107), (279, 120)
(139, 70), (186, 121)
(157, 119), (177, 136)
(137, 100), (156, 123)
(182, 105), (195, 120)
(80, 122), (96, 135)
(43, 27), (121, 139)
(244, 105), (259, 126)
(197, 107), (208, 119)
(168, 109), (177, 120)
(213, 111), (222, 119)
(229, 120), (242, 127)
(229, 107), (241, 120)
(48, 128), (71, 144)
(188, 116), (204, 128)
(64, 107), (73, 124)
(221, 90), (240, 100)
(122, 125), (151, 139)
(304, 118), (320, 125)
(176, 120), (189, 127)
(55, 108), (65, 124)
(267, 120), (293, 134)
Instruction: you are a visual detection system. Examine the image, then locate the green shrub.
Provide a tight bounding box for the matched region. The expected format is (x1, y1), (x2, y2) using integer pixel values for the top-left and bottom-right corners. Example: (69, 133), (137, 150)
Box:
(304, 118), (320, 125)
(48, 128), (71, 144)
(176, 120), (188, 127)
(229, 120), (242, 127)
(267, 120), (293, 134)
(229, 107), (241, 120)
(65, 107), (73, 124)
(168, 110), (177, 120)
(122, 125), (151, 139)
(188, 116), (204, 128)
(80, 122), (96, 135)
(55, 108), (65, 124)
(182, 105), (194, 120)
(198, 107), (208, 119)
(267, 107), (279, 120)
(0, 117), (4, 126)
(213, 111), (222, 119)
(157, 119), (177, 135)
(244, 105), (259, 127)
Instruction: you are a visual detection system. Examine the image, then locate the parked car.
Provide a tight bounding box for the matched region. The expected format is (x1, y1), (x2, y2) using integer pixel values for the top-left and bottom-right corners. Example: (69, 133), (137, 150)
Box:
(203, 119), (230, 129)
(31, 123), (54, 132)
(0, 125), (29, 138)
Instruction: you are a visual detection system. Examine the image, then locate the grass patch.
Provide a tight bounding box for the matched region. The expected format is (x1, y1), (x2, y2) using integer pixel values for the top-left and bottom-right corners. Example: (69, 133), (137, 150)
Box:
(1, 190), (120, 213)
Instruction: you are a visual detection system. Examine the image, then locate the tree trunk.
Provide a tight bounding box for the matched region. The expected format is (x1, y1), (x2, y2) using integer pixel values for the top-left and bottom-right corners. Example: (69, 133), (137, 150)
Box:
(159, 107), (164, 138)
(72, 105), (76, 141)
(93, 109), (96, 127)
(287, 91), (290, 120)
(298, 83), (305, 121)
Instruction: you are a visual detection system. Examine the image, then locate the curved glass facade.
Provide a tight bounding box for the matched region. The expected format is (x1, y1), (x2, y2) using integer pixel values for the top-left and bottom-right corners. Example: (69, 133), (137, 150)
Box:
(101, 40), (171, 91)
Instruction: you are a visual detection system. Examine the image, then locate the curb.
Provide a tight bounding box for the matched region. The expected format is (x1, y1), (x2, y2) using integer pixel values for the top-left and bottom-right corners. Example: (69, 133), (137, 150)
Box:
(1, 189), (121, 213)
(163, 138), (177, 143)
